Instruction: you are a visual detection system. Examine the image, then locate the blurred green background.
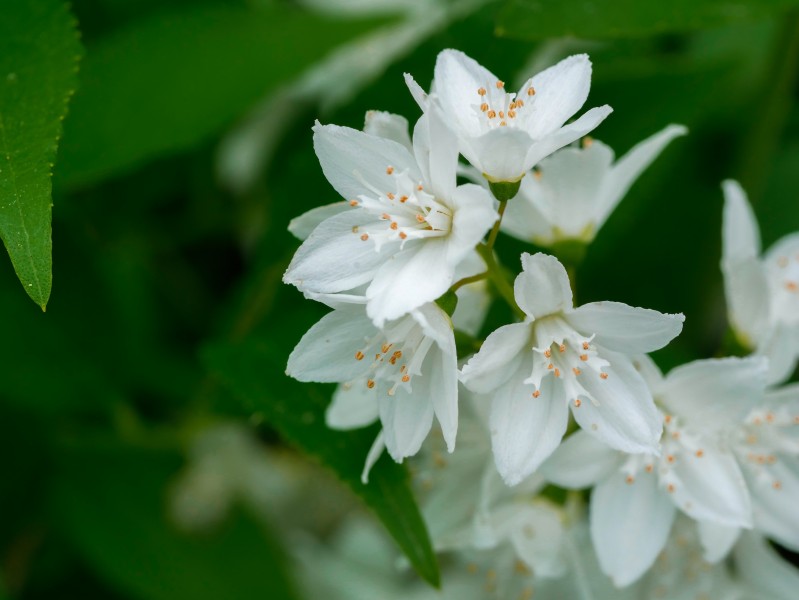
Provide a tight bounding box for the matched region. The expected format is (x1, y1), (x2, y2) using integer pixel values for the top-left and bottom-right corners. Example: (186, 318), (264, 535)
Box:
(2, 0), (799, 597)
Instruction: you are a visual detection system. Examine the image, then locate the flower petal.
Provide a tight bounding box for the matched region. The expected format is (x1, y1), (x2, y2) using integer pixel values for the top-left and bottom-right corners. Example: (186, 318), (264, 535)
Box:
(326, 381), (379, 430)
(412, 110), (459, 200)
(313, 121), (419, 202)
(523, 105), (613, 170)
(459, 322), (531, 393)
(403, 72), (429, 111)
(500, 175), (552, 243)
(756, 324), (799, 386)
(595, 124), (687, 229)
(286, 305), (375, 383)
(448, 183), (498, 265)
(723, 257), (770, 347)
(515, 252), (573, 318)
(470, 127), (536, 182)
(284, 210), (396, 293)
(288, 201), (350, 241)
(363, 110), (412, 151)
(697, 520), (740, 563)
(433, 49), (498, 138)
(722, 179), (761, 263)
(378, 384), (435, 462)
(746, 454), (799, 551)
(365, 239), (453, 327)
(734, 532), (799, 598)
(522, 54), (593, 139)
(591, 469), (676, 587)
(489, 368), (570, 485)
(572, 351), (662, 454)
(361, 431), (386, 484)
(657, 356), (768, 429)
(541, 430), (624, 489)
(565, 301), (684, 354)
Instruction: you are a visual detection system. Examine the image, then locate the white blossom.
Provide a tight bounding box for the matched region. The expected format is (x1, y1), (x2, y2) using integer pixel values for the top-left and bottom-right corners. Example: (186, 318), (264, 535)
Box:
(283, 109), (497, 327)
(405, 49), (612, 184)
(460, 252), (683, 485)
(722, 179), (799, 383)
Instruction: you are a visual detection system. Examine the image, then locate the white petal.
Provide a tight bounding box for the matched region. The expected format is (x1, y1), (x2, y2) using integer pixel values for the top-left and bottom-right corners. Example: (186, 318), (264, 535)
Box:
(667, 442), (752, 528)
(565, 301), (684, 354)
(499, 503), (567, 578)
(522, 54), (593, 139)
(591, 469), (676, 587)
(723, 257), (770, 347)
(500, 175), (552, 242)
(412, 304), (459, 451)
(433, 48), (498, 138)
(489, 369), (570, 485)
(361, 431), (386, 484)
(595, 124), (687, 229)
(746, 455), (799, 551)
(284, 210), (396, 293)
(757, 325), (799, 385)
(515, 252), (573, 318)
(286, 305), (374, 383)
(365, 239), (452, 327)
(412, 110), (458, 200)
(523, 105), (613, 169)
(734, 532), (799, 600)
(448, 183), (498, 264)
(313, 121), (419, 202)
(378, 384), (435, 462)
(697, 521), (740, 563)
(459, 322), (531, 393)
(363, 110), (412, 151)
(403, 72), (429, 111)
(631, 353), (664, 390)
(470, 127), (535, 182)
(657, 356), (768, 429)
(572, 351), (662, 454)
(541, 430), (624, 489)
(288, 202), (350, 241)
(722, 179), (761, 263)
(326, 381), (379, 430)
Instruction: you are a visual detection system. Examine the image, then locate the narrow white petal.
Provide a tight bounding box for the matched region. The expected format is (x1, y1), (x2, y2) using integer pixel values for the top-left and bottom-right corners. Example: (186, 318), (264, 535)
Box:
(565, 301), (684, 354)
(288, 202), (350, 241)
(502, 504), (567, 578)
(735, 532), (799, 600)
(595, 124), (687, 229)
(403, 72), (429, 111)
(631, 353), (664, 390)
(284, 210), (395, 293)
(412, 110), (459, 200)
(363, 110), (412, 151)
(378, 384), (435, 462)
(313, 122), (419, 202)
(722, 179), (761, 263)
(471, 127), (535, 182)
(286, 305), (375, 383)
(365, 239), (452, 327)
(448, 183), (498, 265)
(361, 431), (386, 484)
(572, 352), (662, 454)
(515, 252), (573, 318)
(523, 54), (593, 139)
(723, 257), (770, 347)
(657, 356), (768, 428)
(326, 381), (379, 430)
(697, 520), (740, 563)
(668, 442), (752, 528)
(523, 105), (613, 170)
(459, 322), (531, 393)
(500, 176), (552, 242)
(541, 430), (624, 489)
(490, 370), (570, 486)
(433, 49), (498, 138)
(746, 455), (799, 551)
(757, 325), (799, 386)
(591, 469), (676, 587)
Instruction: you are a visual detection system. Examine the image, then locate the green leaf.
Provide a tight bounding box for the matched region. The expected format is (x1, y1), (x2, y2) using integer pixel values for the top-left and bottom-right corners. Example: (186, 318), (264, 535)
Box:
(496, 0), (799, 40)
(0, 0), (81, 309)
(53, 440), (298, 600)
(57, 4), (385, 187)
(203, 339), (441, 588)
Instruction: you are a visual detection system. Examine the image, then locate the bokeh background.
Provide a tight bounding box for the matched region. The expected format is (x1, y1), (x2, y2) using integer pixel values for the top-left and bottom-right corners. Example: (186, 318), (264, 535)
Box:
(2, 0), (799, 598)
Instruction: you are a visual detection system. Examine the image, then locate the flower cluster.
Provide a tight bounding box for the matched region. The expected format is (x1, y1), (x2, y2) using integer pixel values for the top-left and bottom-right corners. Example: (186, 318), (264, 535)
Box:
(284, 48), (799, 592)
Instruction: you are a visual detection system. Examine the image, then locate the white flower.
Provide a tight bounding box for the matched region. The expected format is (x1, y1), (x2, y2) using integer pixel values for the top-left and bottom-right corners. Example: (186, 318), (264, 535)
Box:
(734, 531), (799, 600)
(501, 125), (687, 246)
(286, 294), (458, 476)
(459, 252), (684, 485)
(543, 356), (766, 586)
(722, 179), (799, 383)
(283, 109), (497, 327)
(405, 49), (612, 185)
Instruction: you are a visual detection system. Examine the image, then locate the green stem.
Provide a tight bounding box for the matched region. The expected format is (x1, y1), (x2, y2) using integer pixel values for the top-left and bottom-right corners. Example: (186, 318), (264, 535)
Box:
(476, 243), (524, 318)
(485, 199), (508, 251)
(450, 271), (489, 292)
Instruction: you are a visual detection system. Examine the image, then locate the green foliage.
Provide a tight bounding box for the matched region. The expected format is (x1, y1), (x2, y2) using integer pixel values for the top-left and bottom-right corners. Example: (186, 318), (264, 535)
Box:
(57, 3), (384, 187)
(53, 439), (298, 600)
(0, 0), (81, 309)
(204, 340), (441, 588)
(497, 0), (799, 40)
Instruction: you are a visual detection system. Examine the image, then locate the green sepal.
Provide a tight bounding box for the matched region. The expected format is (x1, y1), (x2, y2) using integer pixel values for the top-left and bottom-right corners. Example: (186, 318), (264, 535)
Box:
(486, 178), (523, 201)
(435, 290), (459, 316)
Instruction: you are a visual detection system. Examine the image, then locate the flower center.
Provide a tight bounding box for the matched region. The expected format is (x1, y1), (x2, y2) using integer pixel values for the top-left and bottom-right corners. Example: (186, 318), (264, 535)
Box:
(351, 315), (434, 396)
(472, 82), (536, 131)
(348, 166), (453, 251)
(767, 247), (799, 325)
